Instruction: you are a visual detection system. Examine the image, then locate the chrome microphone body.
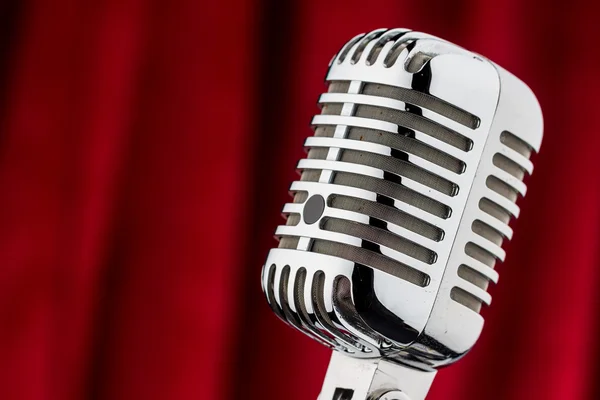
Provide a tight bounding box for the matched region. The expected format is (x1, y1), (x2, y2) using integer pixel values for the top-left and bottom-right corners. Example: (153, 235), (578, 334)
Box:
(261, 28), (543, 400)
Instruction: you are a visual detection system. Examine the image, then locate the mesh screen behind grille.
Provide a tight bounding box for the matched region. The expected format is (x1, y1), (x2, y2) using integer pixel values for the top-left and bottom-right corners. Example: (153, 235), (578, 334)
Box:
(332, 172), (450, 218)
(361, 83), (479, 129)
(312, 239), (429, 287)
(450, 287), (482, 313)
(501, 131), (532, 158)
(487, 176), (518, 202)
(383, 40), (412, 67)
(479, 198), (510, 224)
(329, 195), (443, 241)
(493, 154), (525, 180)
(354, 104), (472, 151)
(345, 127), (465, 173)
(321, 217), (437, 264)
(457, 265), (488, 289)
(339, 149), (457, 196)
(472, 220), (503, 246)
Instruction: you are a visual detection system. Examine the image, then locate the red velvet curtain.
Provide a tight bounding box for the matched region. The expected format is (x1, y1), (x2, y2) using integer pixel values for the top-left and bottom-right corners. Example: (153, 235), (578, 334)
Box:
(0, 0), (599, 399)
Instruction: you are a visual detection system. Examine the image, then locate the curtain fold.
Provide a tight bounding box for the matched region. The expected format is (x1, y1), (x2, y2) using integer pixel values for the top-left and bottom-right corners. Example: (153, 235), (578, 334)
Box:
(0, 0), (598, 399)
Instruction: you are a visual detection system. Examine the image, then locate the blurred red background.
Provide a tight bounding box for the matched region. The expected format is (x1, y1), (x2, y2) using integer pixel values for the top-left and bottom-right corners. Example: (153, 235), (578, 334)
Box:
(0, 0), (599, 399)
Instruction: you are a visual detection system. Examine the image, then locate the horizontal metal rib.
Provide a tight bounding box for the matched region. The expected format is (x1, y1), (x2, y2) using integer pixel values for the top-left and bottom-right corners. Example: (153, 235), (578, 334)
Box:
(312, 114), (468, 161)
(340, 148), (457, 196)
(305, 136), (460, 183)
(281, 203), (303, 214)
(321, 215), (437, 264)
(468, 234), (506, 262)
(297, 159), (456, 207)
(328, 194), (444, 241)
(352, 104), (472, 151)
(349, 29), (387, 64)
(275, 225), (434, 274)
(460, 257), (499, 283)
(498, 146), (533, 174)
(289, 180), (448, 228)
(311, 239), (430, 287)
(264, 264), (286, 321)
(343, 126), (465, 174)
(366, 29), (409, 66)
(359, 82), (480, 129)
(492, 167), (527, 196)
(454, 280), (492, 305)
(484, 190), (520, 218)
(319, 92), (475, 139)
(323, 206), (438, 249)
(475, 213), (513, 240)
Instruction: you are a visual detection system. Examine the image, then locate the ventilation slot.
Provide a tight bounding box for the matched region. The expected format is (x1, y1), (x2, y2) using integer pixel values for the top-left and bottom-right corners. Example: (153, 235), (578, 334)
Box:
(333, 172), (451, 218)
(337, 35), (365, 64)
(361, 83), (479, 129)
(339, 149), (457, 196)
(278, 206), (302, 248)
(312, 239), (430, 287)
(278, 266), (336, 349)
(457, 265), (488, 290)
(311, 271), (361, 351)
(384, 40), (413, 67)
(321, 217), (437, 264)
(472, 220), (504, 245)
(450, 287), (482, 313)
(293, 268), (309, 319)
(406, 52), (433, 73)
(465, 242), (496, 267)
(354, 104), (472, 151)
(278, 266), (297, 322)
(298, 148), (328, 183)
(300, 81), (348, 182)
(367, 31), (406, 65)
(345, 127), (465, 173)
(291, 268), (337, 349)
(493, 153), (525, 180)
(312, 271), (336, 329)
(351, 31), (385, 64)
(486, 176), (518, 202)
(329, 194), (443, 241)
(266, 264), (285, 319)
(500, 130), (532, 158)
(479, 198), (511, 224)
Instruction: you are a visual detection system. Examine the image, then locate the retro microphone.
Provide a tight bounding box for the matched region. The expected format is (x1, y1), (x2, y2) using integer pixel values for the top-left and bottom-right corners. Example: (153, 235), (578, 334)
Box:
(261, 28), (543, 400)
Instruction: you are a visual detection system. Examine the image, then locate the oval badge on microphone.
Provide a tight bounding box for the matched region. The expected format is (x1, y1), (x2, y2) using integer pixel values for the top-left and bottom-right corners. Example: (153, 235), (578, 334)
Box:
(303, 195), (325, 224)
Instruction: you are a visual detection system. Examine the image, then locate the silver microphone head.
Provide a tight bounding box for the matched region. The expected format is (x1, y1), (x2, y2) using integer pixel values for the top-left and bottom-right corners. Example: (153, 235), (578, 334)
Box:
(261, 28), (543, 399)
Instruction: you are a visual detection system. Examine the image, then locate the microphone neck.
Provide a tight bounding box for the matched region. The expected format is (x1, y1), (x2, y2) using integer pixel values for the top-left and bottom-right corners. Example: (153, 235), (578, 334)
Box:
(318, 352), (437, 400)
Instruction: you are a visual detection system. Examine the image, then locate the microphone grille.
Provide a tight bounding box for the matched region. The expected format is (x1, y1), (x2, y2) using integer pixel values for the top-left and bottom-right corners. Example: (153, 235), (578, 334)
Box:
(264, 28), (542, 363)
